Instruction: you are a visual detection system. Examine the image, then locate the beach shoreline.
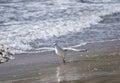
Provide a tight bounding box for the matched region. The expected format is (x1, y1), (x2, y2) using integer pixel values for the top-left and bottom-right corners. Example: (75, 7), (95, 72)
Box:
(0, 39), (120, 83)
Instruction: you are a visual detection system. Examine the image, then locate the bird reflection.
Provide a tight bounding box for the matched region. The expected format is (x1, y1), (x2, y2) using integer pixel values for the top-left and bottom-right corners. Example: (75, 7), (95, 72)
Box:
(56, 64), (79, 83)
(56, 64), (65, 82)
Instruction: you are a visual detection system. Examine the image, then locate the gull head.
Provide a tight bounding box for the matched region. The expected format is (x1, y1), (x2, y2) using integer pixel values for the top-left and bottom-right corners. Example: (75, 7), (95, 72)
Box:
(53, 42), (57, 47)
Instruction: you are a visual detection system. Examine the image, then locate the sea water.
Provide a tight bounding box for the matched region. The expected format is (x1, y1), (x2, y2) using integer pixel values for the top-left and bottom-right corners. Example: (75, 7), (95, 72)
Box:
(0, 0), (120, 53)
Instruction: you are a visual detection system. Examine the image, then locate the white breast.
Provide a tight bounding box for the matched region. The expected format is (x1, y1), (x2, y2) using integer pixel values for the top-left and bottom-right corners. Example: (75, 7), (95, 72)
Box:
(55, 45), (64, 56)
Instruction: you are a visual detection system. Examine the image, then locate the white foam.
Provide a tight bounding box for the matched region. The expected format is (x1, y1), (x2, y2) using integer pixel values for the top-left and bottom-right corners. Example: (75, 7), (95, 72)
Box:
(1, 1), (120, 53)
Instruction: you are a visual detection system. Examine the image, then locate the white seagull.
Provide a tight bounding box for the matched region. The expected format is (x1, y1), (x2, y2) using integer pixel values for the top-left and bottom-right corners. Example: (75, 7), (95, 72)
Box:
(53, 42), (87, 63)
(53, 42), (66, 63)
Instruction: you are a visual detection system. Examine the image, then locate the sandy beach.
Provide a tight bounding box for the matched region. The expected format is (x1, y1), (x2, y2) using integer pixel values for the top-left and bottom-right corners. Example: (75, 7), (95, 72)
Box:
(0, 39), (120, 83)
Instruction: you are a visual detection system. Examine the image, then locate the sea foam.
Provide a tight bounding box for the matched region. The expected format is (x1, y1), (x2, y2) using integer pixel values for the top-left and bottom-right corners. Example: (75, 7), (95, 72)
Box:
(0, 1), (120, 53)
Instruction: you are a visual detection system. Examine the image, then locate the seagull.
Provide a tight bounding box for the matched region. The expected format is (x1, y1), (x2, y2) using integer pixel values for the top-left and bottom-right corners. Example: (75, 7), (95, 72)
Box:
(53, 42), (87, 63)
(53, 42), (66, 63)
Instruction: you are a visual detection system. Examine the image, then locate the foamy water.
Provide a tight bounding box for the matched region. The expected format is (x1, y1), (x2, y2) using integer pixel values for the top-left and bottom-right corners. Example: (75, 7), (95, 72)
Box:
(0, 0), (120, 53)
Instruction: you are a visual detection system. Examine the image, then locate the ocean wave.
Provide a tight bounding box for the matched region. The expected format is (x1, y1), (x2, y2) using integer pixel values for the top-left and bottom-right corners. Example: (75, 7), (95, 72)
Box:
(0, 1), (120, 53)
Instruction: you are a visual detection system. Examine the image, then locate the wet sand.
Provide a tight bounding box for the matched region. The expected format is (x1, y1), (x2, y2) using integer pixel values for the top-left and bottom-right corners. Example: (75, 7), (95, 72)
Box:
(0, 39), (120, 83)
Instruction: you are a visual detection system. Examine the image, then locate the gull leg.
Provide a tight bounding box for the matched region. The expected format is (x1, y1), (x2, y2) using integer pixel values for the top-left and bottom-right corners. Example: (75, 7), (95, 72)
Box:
(62, 55), (66, 63)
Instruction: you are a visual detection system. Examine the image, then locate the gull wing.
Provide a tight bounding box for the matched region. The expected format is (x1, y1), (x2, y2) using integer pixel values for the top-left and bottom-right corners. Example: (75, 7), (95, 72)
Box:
(63, 47), (87, 52)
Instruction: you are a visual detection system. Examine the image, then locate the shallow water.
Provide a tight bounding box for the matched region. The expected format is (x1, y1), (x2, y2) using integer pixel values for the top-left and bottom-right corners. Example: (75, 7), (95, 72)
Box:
(3, 47), (120, 83)
(9, 60), (120, 83)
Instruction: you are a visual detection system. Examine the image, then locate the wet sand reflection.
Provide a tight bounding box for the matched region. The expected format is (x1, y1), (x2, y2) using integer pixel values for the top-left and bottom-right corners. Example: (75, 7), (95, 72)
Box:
(56, 64), (79, 83)
(55, 51), (120, 83)
(2, 47), (120, 83)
